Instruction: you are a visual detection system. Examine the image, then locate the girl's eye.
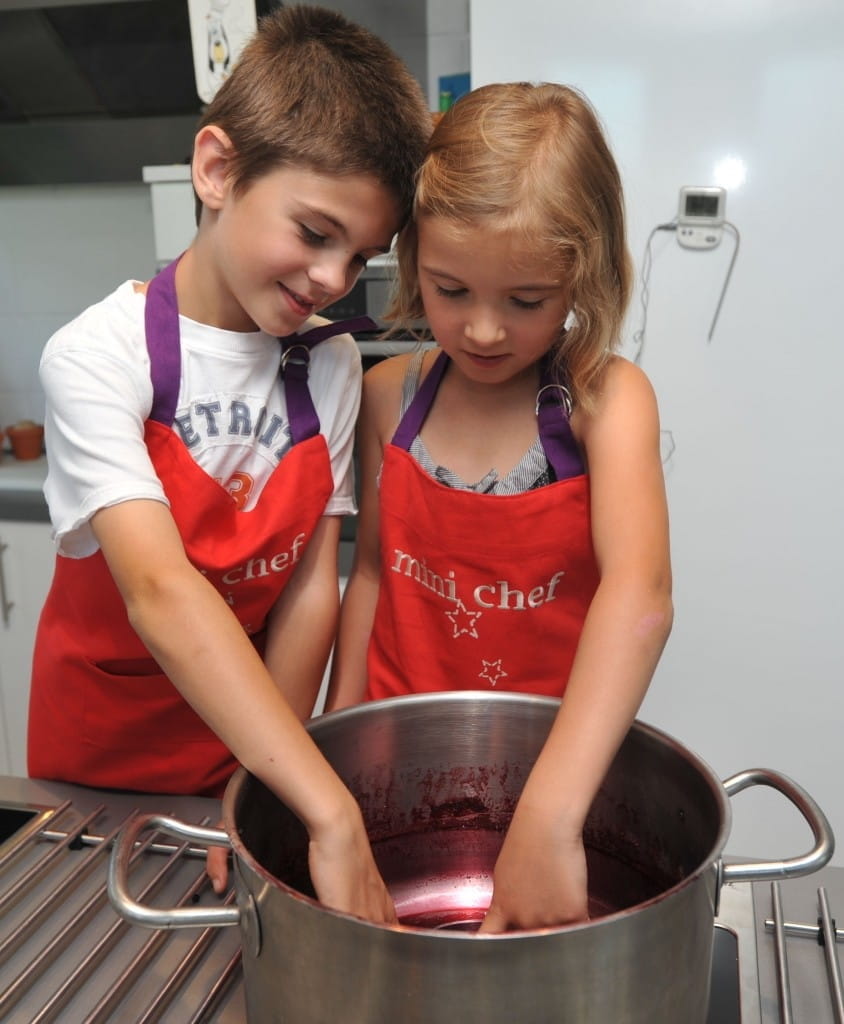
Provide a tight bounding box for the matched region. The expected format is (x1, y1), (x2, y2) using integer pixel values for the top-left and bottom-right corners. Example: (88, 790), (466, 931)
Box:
(300, 225), (327, 246)
(512, 296), (545, 311)
(434, 284), (466, 299)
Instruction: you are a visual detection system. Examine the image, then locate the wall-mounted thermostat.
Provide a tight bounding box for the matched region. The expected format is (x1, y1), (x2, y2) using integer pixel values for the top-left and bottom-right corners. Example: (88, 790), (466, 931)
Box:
(677, 186), (727, 250)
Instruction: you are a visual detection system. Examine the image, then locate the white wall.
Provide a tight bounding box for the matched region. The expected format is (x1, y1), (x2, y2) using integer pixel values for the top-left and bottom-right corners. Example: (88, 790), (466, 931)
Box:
(0, 184), (157, 429)
(426, 0), (470, 110)
(472, 1), (844, 864)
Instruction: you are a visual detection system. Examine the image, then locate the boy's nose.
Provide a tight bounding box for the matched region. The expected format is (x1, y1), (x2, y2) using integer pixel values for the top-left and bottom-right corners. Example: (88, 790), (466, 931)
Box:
(309, 256), (351, 300)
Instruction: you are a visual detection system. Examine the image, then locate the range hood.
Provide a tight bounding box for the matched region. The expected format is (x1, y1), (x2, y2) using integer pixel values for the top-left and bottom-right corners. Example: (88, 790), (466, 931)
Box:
(0, 0), (276, 185)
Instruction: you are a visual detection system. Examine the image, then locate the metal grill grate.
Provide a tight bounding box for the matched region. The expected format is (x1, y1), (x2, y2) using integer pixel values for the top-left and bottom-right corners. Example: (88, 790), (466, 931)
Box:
(0, 794), (244, 1023)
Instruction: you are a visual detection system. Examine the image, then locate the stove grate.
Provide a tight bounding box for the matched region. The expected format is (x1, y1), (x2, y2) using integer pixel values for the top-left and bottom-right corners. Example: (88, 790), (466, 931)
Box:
(767, 880), (844, 1024)
(0, 800), (244, 1023)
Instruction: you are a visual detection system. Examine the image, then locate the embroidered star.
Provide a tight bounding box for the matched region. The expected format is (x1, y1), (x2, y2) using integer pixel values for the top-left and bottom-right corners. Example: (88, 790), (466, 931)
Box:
(479, 660), (508, 687)
(445, 600), (482, 639)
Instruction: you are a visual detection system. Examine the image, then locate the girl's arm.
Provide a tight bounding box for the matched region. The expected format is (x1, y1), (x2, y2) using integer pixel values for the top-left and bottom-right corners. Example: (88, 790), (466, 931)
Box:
(325, 356), (405, 711)
(480, 357), (673, 932)
(91, 498), (396, 924)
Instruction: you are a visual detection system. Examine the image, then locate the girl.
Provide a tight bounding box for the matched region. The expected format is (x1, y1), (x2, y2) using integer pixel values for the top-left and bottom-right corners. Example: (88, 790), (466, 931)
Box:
(27, 6), (431, 924)
(327, 82), (673, 931)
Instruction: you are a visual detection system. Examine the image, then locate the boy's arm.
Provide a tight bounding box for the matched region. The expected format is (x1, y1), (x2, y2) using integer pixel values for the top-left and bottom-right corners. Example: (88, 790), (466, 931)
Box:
(91, 498), (395, 924)
(480, 357), (674, 932)
(262, 514), (342, 721)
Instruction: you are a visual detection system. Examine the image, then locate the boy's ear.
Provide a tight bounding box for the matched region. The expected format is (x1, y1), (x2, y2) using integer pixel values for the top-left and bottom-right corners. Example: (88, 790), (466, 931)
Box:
(192, 125), (234, 211)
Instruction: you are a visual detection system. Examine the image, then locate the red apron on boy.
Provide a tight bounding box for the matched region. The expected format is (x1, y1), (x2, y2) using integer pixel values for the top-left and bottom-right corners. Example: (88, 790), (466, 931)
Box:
(28, 259), (369, 796)
(366, 351), (599, 701)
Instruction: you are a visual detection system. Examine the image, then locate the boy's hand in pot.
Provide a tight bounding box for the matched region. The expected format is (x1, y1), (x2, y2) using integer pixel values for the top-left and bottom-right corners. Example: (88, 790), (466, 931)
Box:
(308, 802), (397, 924)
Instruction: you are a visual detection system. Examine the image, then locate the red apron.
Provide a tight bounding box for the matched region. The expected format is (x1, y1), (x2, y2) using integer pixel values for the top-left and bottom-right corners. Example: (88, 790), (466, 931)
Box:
(366, 351), (599, 701)
(28, 259), (371, 796)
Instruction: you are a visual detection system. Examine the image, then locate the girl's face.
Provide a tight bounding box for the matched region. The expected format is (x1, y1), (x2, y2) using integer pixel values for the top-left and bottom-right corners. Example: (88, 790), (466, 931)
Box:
(208, 166), (399, 335)
(416, 217), (569, 385)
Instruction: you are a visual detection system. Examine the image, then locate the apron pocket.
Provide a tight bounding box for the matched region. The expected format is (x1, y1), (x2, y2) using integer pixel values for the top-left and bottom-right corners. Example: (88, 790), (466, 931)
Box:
(84, 660), (223, 753)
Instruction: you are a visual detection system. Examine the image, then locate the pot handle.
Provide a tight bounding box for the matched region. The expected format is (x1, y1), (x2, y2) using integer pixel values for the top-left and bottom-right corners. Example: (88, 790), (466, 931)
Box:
(720, 768), (835, 883)
(108, 812), (240, 929)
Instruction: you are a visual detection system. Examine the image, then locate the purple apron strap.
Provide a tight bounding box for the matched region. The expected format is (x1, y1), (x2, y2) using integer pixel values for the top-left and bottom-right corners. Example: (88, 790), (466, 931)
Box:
(145, 258), (375, 444)
(144, 259), (182, 425)
(279, 315), (378, 445)
(391, 350), (585, 480)
(281, 315), (376, 350)
(536, 374), (585, 480)
(391, 349), (450, 451)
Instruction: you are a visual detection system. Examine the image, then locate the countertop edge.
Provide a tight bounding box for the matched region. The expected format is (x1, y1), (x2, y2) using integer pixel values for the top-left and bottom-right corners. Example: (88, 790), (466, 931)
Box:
(0, 455), (49, 521)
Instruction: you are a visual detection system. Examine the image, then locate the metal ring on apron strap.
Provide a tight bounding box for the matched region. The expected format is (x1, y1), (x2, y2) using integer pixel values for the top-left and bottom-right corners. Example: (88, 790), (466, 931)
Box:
(535, 383), (573, 417)
(280, 344), (311, 372)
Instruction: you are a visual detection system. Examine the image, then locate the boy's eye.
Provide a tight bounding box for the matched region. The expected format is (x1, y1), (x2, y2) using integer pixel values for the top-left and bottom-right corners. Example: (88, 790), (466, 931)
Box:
(300, 225), (326, 246)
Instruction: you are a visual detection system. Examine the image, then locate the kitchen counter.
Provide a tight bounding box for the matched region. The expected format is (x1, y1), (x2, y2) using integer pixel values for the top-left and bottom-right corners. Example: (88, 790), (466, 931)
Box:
(0, 454), (48, 521)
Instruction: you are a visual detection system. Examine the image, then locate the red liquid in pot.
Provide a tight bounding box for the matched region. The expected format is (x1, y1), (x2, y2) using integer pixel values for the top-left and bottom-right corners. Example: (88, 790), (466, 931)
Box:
(375, 828), (671, 932)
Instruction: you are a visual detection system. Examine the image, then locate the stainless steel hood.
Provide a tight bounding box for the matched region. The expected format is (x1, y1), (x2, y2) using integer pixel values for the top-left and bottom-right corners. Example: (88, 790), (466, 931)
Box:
(0, 0), (277, 185)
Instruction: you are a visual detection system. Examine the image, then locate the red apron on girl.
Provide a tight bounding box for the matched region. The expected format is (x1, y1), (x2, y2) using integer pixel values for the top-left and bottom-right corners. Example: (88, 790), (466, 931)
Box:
(366, 351), (599, 701)
(28, 259), (368, 796)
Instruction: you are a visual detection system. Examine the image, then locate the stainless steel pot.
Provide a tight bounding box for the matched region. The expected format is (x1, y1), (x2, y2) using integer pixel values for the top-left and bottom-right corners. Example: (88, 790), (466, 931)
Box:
(109, 692), (834, 1024)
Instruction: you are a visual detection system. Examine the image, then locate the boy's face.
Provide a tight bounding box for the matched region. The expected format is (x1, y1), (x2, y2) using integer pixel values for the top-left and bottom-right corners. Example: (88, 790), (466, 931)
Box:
(208, 166), (399, 335)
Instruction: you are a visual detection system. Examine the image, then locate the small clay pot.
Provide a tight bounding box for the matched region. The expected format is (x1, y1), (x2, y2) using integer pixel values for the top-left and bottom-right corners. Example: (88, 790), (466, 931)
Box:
(6, 422), (44, 460)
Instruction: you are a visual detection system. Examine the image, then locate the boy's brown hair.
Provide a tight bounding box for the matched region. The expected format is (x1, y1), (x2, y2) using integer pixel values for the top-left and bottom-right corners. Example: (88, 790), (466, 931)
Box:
(196, 4), (431, 225)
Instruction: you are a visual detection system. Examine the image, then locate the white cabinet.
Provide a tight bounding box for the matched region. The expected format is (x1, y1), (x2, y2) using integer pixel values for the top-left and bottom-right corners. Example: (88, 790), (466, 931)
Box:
(0, 520), (55, 775)
(142, 164), (196, 269)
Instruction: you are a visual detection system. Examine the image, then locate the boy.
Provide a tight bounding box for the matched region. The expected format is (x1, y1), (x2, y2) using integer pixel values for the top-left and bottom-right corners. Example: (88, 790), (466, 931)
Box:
(28, 5), (431, 924)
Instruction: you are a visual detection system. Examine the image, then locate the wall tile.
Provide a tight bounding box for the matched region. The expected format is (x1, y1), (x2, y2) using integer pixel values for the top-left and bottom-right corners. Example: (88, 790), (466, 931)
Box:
(0, 182), (157, 434)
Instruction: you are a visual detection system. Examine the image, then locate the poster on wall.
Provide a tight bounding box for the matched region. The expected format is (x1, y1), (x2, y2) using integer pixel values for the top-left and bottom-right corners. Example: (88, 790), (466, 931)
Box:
(187, 0), (258, 104)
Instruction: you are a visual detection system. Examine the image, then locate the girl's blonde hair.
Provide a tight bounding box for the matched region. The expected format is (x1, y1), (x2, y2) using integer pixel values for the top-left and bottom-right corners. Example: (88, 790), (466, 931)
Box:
(388, 82), (632, 411)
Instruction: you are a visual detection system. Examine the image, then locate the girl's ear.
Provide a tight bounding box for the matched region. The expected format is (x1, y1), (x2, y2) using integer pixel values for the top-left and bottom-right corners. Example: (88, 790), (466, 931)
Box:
(192, 125), (234, 211)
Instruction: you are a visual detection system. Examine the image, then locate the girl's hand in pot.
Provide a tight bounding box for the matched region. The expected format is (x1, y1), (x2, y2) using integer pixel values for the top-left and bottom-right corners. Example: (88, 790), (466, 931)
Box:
(479, 806), (589, 932)
(308, 801), (398, 925)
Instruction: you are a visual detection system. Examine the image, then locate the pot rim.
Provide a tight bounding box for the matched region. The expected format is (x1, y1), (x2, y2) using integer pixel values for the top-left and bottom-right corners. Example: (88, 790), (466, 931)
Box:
(222, 691), (733, 938)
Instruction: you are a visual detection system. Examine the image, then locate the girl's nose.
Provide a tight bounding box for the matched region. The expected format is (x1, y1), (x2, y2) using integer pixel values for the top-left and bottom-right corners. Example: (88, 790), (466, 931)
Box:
(464, 310), (505, 346)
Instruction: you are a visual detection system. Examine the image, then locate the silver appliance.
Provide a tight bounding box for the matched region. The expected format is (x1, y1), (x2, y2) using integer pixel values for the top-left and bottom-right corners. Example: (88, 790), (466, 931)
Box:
(320, 255), (396, 333)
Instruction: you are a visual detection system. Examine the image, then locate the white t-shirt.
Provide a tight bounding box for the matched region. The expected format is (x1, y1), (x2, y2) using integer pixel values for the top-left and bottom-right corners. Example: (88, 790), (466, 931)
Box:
(40, 280), (362, 558)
